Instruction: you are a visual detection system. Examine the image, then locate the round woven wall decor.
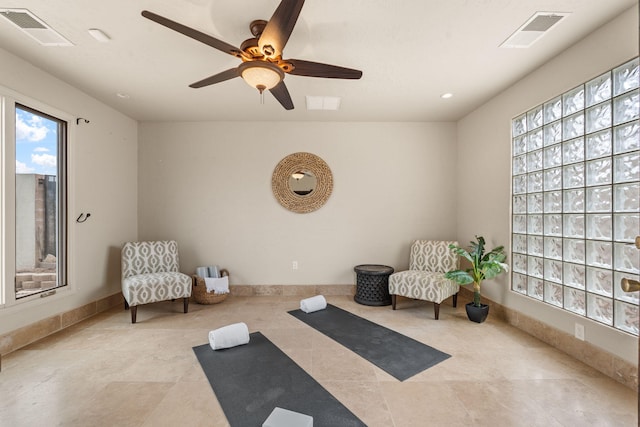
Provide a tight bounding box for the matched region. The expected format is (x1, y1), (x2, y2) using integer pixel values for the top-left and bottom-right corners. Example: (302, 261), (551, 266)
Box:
(272, 152), (333, 213)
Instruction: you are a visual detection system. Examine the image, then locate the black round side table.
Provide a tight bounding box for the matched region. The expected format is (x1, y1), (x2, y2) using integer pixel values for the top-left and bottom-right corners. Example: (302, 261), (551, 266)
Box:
(353, 264), (394, 306)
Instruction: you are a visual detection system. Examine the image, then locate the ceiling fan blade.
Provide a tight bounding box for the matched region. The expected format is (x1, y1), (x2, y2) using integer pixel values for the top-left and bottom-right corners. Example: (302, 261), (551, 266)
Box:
(142, 10), (243, 58)
(269, 81), (294, 110)
(258, 0), (305, 59)
(287, 59), (363, 79)
(189, 68), (240, 88)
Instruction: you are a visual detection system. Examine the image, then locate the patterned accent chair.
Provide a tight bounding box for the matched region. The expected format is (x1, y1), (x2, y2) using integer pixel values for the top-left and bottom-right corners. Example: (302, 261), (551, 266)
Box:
(121, 240), (192, 323)
(389, 240), (460, 320)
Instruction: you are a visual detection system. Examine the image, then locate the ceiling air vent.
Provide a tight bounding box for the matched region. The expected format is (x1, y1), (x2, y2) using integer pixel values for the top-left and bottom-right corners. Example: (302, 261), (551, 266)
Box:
(500, 12), (569, 48)
(306, 96), (341, 111)
(0, 8), (73, 46)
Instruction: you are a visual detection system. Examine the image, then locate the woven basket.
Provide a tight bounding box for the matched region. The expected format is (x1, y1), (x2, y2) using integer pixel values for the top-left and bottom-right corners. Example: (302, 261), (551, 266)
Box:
(193, 269), (229, 304)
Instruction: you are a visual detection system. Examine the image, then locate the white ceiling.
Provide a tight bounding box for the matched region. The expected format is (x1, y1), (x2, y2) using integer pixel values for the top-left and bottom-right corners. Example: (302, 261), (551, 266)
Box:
(0, 0), (636, 122)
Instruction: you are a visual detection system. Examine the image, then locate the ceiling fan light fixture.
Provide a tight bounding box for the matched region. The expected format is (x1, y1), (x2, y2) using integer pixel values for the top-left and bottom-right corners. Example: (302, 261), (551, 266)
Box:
(238, 61), (284, 93)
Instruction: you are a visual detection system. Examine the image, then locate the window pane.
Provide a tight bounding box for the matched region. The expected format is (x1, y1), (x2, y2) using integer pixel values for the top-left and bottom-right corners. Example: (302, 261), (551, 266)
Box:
(613, 89), (639, 125)
(613, 152), (640, 183)
(528, 129), (543, 151)
(614, 301), (639, 335)
(587, 293), (613, 325)
(586, 72), (612, 107)
(564, 262), (586, 289)
(527, 150), (543, 172)
(613, 121), (639, 154)
(563, 137), (584, 164)
(563, 214), (585, 238)
(15, 105), (67, 298)
(585, 102), (612, 133)
(613, 213), (639, 243)
(586, 214), (612, 240)
(586, 130), (612, 159)
(613, 58), (639, 96)
(563, 86), (585, 116)
(613, 183), (639, 213)
(512, 113), (527, 136)
(587, 266), (613, 297)
(544, 97), (562, 124)
(563, 112), (585, 139)
(544, 281), (563, 307)
(544, 121), (562, 145)
(564, 189), (585, 212)
(512, 272), (527, 294)
(564, 240), (585, 264)
(563, 164), (585, 189)
(527, 277), (543, 300)
(513, 135), (527, 155)
(564, 287), (586, 315)
(586, 158), (612, 186)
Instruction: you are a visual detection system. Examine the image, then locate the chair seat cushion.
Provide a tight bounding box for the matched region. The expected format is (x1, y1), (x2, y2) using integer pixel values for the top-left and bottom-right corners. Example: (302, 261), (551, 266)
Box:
(122, 272), (192, 306)
(389, 270), (459, 304)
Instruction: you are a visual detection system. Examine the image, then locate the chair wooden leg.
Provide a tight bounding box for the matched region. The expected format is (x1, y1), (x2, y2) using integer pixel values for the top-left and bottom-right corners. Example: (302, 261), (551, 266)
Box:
(434, 303), (440, 320)
(131, 306), (137, 324)
(391, 294), (397, 310)
(453, 292), (458, 308)
(124, 300), (129, 310)
(183, 297), (189, 314)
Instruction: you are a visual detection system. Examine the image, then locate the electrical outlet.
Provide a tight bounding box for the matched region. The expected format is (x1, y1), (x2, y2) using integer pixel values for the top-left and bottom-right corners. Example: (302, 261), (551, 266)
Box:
(575, 323), (585, 341)
(292, 261), (298, 270)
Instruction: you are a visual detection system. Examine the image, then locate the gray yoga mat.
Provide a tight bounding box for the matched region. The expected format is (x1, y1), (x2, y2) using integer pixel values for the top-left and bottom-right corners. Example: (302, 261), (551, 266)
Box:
(193, 332), (365, 427)
(288, 304), (451, 381)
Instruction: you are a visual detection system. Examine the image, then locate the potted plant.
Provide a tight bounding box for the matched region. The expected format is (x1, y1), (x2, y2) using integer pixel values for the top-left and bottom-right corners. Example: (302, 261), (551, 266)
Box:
(444, 236), (509, 323)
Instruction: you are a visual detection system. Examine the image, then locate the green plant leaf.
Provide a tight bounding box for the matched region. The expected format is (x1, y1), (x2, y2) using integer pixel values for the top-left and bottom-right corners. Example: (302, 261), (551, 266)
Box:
(483, 246), (506, 263)
(448, 244), (474, 264)
(481, 263), (504, 280)
(444, 270), (474, 284)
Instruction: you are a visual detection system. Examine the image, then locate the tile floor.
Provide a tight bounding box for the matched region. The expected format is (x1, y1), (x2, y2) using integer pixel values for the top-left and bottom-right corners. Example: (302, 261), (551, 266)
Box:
(0, 295), (637, 426)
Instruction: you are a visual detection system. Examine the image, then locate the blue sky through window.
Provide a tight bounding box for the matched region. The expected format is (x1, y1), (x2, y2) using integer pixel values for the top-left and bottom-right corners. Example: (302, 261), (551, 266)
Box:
(15, 107), (57, 175)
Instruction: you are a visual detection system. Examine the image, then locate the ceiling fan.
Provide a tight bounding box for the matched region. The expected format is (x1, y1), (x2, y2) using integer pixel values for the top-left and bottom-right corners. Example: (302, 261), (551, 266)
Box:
(141, 0), (363, 110)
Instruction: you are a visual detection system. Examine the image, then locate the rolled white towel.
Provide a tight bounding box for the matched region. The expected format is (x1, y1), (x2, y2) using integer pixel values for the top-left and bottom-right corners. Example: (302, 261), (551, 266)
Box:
(209, 322), (250, 351)
(300, 295), (327, 313)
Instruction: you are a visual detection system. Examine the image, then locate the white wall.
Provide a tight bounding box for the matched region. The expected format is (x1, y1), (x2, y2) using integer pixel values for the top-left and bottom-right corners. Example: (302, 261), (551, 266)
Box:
(0, 47), (138, 335)
(456, 6), (639, 363)
(138, 121), (458, 285)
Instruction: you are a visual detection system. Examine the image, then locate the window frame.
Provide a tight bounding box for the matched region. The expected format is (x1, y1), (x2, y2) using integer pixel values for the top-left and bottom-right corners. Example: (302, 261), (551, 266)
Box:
(0, 88), (75, 308)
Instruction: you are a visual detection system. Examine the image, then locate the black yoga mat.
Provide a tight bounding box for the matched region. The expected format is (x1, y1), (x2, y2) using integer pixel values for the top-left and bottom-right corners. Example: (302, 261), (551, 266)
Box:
(288, 304), (450, 381)
(193, 331), (365, 427)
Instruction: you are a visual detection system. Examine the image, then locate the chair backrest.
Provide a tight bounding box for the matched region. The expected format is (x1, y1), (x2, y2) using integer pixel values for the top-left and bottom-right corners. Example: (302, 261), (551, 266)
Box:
(409, 240), (459, 273)
(122, 240), (181, 279)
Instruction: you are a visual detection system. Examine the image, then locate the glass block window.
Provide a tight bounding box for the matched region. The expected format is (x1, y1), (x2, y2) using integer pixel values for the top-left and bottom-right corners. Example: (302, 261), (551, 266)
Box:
(511, 58), (640, 336)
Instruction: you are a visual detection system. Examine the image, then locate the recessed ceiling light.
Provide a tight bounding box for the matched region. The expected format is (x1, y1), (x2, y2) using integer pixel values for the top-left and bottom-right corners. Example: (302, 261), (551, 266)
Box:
(88, 28), (110, 42)
(116, 92), (130, 99)
(441, 93), (453, 99)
